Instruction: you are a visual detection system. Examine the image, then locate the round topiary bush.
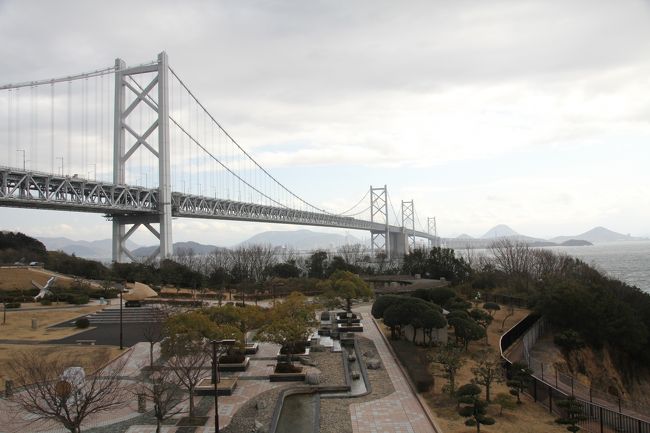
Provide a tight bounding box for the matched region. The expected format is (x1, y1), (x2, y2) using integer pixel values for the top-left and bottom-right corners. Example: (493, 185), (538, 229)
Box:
(75, 317), (90, 329)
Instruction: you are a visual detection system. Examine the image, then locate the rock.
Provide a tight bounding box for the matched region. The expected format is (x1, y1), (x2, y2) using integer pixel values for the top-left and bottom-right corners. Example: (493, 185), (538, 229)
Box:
(363, 351), (375, 357)
(351, 372), (361, 380)
(255, 400), (266, 410)
(299, 356), (316, 366)
(306, 372), (320, 385)
(348, 354), (356, 362)
(254, 419), (268, 433)
(366, 358), (381, 369)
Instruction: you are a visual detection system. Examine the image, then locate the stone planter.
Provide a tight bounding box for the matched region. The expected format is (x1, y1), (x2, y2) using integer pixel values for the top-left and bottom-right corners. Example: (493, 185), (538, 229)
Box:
(244, 342), (259, 354)
(195, 377), (238, 396)
(218, 356), (250, 372)
(269, 365), (306, 382)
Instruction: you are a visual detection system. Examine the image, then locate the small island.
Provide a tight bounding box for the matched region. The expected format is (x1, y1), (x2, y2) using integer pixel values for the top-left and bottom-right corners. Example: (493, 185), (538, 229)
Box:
(560, 239), (593, 246)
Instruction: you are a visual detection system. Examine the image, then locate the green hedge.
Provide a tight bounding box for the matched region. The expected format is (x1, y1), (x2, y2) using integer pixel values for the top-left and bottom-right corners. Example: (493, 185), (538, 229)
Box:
(388, 339), (434, 392)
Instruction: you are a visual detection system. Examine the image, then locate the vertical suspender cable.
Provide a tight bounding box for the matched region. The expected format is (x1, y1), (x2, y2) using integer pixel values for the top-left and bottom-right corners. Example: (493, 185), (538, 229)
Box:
(7, 89), (11, 166)
(67, 81), (71, 176)
(51, 82), (54, 174)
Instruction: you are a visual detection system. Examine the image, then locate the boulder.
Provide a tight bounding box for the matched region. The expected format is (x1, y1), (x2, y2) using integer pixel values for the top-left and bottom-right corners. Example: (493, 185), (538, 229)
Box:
(366, 358), (382, 370)
(254, 419), (268, 433)
(305, 372), (320, 385)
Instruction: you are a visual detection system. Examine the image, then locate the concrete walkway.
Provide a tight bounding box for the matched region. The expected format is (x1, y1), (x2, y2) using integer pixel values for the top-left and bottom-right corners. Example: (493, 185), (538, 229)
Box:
(349, 305), (440, 433)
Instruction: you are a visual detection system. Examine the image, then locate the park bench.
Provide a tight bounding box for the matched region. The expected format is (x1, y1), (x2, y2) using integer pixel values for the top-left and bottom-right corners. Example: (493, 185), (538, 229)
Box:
(75, 339), (96, 345)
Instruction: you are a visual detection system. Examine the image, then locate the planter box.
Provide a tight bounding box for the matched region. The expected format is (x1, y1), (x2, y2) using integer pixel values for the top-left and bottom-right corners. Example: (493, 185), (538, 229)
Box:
(195, 377), (238, 396)
(245, 343), (259, 354)
(269, 372), (306, 382)
(277, 347), (310, 361)
(337, 323), (364, 332)
(218, 356), (250, 372)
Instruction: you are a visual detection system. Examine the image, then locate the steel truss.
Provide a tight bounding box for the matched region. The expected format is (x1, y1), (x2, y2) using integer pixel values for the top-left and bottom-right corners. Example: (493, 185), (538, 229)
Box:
(0, 168), (158, 213)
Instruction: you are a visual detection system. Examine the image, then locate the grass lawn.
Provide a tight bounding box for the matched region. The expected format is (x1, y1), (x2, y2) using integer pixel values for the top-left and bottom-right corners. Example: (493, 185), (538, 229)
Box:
(427, 305), (567, 433)
(0, 305), (102, 340)
(0, 344), (123, 388)
(378, 302), (568, 433)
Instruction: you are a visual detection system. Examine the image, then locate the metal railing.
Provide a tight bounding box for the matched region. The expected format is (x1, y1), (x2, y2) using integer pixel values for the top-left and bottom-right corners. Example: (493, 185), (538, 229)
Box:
(500, 314), (650, 433)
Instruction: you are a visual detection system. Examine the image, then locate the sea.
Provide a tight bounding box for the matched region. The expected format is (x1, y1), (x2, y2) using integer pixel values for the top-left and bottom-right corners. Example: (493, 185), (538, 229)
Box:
(542, 241), (650, 293)
(461, 241), (650, 294)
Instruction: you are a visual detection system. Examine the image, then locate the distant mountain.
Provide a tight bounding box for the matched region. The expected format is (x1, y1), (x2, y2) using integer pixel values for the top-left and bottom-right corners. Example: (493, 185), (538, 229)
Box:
(455, 233), (474, 239)
(239, 229), (362, 251)
(132, 241), (224, 257)
(38, 237), (141, 259)
(550, 227), (647, 244)
(480, 225), (545, 243)
(481, 224), (520, 239)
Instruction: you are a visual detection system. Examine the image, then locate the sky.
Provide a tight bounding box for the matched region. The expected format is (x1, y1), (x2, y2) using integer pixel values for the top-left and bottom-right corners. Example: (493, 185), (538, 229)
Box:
(1, 0), (650, 247)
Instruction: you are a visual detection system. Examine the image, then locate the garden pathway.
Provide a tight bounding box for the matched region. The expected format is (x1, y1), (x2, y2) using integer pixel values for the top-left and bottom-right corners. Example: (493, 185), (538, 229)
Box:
(349, 304), (441, 433)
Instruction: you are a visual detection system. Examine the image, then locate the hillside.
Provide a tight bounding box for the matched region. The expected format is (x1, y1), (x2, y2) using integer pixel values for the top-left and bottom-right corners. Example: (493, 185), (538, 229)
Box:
(239, 229), (363, 250)
(38, 237), (141, 259)
(551, 226), (647, 244)
(132, 241), (224, 257)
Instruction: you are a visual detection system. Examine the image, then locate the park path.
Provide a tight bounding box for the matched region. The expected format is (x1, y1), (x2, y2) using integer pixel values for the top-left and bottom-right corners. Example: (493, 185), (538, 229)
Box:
(349, 305), (441, 433)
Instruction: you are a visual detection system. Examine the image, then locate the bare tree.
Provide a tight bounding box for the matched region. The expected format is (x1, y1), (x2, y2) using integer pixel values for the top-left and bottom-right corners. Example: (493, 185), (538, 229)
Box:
(9, 352), (130, 433)
(337, 243), (368, 266)
(137, 368), (185, 433)
(142, 305), (175, 367)
(164, 339), (210, 419)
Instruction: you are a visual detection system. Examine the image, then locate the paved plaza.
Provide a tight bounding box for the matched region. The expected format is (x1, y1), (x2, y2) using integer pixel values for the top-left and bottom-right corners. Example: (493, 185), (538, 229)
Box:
(0, 305), (440, 433)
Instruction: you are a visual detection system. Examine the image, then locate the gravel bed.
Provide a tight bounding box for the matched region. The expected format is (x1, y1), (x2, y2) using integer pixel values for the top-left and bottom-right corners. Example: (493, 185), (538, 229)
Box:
(310, 349), (346, 386)
(319, 336), (395, 433)
(221, 385), (291, 433)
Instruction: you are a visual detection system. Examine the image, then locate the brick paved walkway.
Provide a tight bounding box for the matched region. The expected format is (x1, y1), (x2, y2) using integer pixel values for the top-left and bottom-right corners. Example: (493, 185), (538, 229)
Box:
(349, 305), (440, 433)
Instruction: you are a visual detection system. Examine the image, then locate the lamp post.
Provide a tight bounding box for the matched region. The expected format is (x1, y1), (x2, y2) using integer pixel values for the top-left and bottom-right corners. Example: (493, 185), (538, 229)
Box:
(119, 283), (124, 350)
(211, 339), (236, 433)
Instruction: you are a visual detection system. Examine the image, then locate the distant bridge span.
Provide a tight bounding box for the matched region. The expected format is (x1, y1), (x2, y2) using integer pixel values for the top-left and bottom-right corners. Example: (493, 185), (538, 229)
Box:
(0, 52), (437, 262)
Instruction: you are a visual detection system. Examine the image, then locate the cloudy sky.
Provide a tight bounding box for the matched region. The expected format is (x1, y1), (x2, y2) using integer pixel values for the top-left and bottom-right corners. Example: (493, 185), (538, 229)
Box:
(1, 0), (650, 246)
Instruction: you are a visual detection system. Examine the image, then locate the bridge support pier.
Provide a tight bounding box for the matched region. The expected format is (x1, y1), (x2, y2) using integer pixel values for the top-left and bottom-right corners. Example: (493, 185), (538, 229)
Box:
(389, 231), (408, 260)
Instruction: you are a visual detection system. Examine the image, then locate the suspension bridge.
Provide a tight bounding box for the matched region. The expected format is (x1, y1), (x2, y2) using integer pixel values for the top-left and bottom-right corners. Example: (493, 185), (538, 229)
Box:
(0, 52), (438, 262)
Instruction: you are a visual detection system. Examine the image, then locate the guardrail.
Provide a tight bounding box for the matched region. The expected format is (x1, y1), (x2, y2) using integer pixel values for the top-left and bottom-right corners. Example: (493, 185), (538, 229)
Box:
(500, 314), (650, 433)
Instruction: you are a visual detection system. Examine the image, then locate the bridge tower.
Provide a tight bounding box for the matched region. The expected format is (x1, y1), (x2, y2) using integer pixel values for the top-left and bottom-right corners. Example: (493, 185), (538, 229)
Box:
(401, 200), (416, 251)
(428, 216), (437, 249)
(112, 52), (172, 262)
(370, 185), (390, 259)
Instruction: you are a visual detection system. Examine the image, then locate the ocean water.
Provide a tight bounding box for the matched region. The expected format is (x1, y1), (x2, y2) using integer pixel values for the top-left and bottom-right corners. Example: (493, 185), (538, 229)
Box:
(543, 241), (650, 293)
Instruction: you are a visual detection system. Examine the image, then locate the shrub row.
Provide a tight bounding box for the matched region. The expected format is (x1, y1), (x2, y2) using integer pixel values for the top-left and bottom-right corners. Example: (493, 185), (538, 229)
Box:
(388, 339), (434, 392)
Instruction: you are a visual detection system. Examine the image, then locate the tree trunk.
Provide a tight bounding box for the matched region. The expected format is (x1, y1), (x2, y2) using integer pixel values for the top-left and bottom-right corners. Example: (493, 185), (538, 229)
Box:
(156, 419), (162, 433)
(188, 388), (195, 417)
(486, 384), (491, 402)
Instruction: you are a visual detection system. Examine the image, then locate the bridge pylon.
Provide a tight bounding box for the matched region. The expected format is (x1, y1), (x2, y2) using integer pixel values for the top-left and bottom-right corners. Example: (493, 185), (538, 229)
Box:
(370, 185), (390, 260)
(112, 51), (172, 263)
(401, 200), (416, 252)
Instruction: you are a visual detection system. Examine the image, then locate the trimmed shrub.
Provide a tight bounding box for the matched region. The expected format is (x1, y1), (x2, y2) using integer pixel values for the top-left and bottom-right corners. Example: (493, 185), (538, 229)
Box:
(75, 317), (90, 329)
(66, 294), (90, 305)
(554, 329), (586, 352)
(39, 299), (52, 306)
(5, 302), (21, 309)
